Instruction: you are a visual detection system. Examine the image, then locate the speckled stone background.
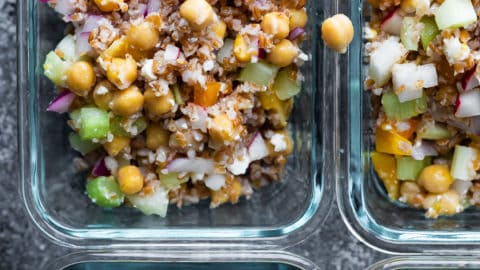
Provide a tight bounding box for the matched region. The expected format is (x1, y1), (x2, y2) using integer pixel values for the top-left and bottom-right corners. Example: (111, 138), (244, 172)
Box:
(0, 1), (388, 269)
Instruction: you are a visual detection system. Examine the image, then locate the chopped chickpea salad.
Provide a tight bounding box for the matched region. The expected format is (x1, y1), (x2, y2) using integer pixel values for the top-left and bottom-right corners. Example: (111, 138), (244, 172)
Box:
(42, 0), (308, 217)
(366, 0), (480, 218)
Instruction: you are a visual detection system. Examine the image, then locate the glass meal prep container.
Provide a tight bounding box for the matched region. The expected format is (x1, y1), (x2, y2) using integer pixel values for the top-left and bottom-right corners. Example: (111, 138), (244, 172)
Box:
(17, 0), (335, 248)
(336, 0), (480, 254)
(42, 250), (319, 270)
(369, 256), (480, 269)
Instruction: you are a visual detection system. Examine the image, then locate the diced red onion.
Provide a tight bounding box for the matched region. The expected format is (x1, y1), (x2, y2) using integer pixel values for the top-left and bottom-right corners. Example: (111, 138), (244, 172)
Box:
(287, 27), (305, 41)
(147, 0), (161, 15)
(137, 3), (148, 17)
(190, 104), (208, 131)
(40, 0), (49, 3)
(76, 32), (92, 56)
(92, 157), (110, 177)
(82, 15), (104, 33)
(164, 44), (180, 62)
(166, 158), (214, 174)
(258, 48), (267, 59)
(411, 140), (438, 161)
(46, 91), (76, 113)
(54, 0), (75, 16)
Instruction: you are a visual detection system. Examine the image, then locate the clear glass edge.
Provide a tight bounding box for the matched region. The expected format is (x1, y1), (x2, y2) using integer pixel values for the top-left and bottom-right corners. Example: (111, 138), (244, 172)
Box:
(335, 0), (480, 255)
(368, 256), (480, 269)
(42, 250), (320, 270)
(18, 0), (335, 249)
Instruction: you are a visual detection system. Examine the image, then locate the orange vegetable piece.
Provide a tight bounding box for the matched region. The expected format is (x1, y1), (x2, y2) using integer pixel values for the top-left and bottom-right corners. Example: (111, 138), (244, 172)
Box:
(380, 119), (418, 139)
(371, 152), (399, 200)
(375, 127), (413, 156)
(194, 82), (222, 107)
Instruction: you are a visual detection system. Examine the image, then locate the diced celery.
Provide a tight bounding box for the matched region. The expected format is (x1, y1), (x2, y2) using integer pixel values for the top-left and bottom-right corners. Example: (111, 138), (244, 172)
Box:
(172, 84), (184, 105)
(435, 0), (477, 30)
(70, 109), (81, 129)
(420, 16), (440, 50)
(55, 34), (77, 62)
(134, 117), (148, 135)
(273, 67), (301, 101)
(43, 51), (70, 86)
(127, 183), (169, 217)
(417, 121), (451, 140)
(79, 107), (110, 140)
(111, 116), (147, 137)
(238, 61), (279, 87)
(396, 156), (431, 180)
(159, 172), (189, 189)
(381, 91), (427, 120)
(400, 17), (419, 51)
(451, 145), (478, 181)
(86, 176), (124, 208)
(69, 133), (100, 155)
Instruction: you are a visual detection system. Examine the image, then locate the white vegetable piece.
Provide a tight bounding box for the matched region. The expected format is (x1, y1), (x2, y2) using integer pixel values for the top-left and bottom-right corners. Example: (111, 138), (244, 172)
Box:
(227, 148), (251, 175)
(400, 17), (420, 51)
(204, 174), (226, 191)
(248, 133), (270, 161)
(392, 62), (438, 102)
(381, 9), (403, 36)
(443, 37), (470, 65)
(450, 145), (478, 181)
(435, 0), (477, 30)
(455, 90), (480, 118)
(128, 183), (169, 217)
(368, 37), (408, 87)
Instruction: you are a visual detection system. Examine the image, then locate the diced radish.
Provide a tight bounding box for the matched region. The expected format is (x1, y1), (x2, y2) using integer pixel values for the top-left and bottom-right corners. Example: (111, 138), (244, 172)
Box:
(392, 62), (438, 102)
(54, 0), (75, 16)
(455, 90), (480, 118)
(46, 90), (76, 113)
(166, 158), (215, 174)
(400, 17), (420, 51)
(147, 0), (161, 15)
(418, 64), (438, 88)
(128, 182), (169, 217)
(204, 174), (226, 191)
(56, 34), (77, 62)
(368, 37), (407, 87)
(461, 65), (479, 91)
(76, 32), (92, 56)
(227, 148), (251, 175)
(92, 157), (110, 177)
(435, 0), (477, 30)
(217, 39), (234, 64)
(411, 140), (438, 161)
(451, 145), (478, 181)
(248, 133), (269, 161)
(381, 9), (403, 36)
(164, 44), (181, 62)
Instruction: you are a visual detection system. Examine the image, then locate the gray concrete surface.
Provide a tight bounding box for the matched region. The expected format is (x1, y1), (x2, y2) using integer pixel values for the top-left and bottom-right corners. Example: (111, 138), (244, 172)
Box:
(0, 1), (387, 269)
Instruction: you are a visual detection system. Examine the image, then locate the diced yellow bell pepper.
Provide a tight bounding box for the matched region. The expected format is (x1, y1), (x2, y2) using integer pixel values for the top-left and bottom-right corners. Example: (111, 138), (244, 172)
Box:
(375, 127), (412, 155)
(380, 119), (418, 139)
(212, 20), (227, 39)
(259, 88), (293, 128)
(194, 82), (221, 107)
(102, 37), (129, 60)
(234, 34), (254, 62)
(371, 152), (399, 200)
(103, 136), (131, 156)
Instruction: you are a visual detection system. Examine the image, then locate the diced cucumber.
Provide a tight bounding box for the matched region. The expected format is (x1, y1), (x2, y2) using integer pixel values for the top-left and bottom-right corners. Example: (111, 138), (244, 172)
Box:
(420, 16), (440, 50)
(43, 51), (71, 86)
(86, 176), (124, 208)
(159, 172), (189, 189)
(273, 67), (301, 101)
(238, 61), (279, 87)
(56, 34), (77, 62)
(381, 91), (427, 120)
(451, 145), (478, 181)
(70, 109), (81, 129)
(79, 107), (110, 140)
(396, 156), (431, 180)
(172, 84), (184, 105)
(417, 121), (451, 140)
(127, 183), (169, 217)
(400, 17), (420, 51)
(69, 133), (100, 155)
(110, 116), (147, 137)
(435, 0), (477, 30)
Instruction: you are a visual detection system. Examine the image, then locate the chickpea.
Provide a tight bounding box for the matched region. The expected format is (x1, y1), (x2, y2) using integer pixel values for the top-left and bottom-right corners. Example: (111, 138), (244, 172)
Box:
(399, 181), (424, 207)
(111, 85), (144, 116)
(267, 39), (299, 67)
(179, 0), (214, 30)
(144, 88), (175, 118)
(106, 55), (138, 90)
(146, 124), (170, 150)
(117, 165), (144, 195)
(126, 22), (159, 51)
(93, 80), (115, 110)
(103, 136), (131, 156)
(66, 61), (96, 96)
(288, 9), (308, 29)
(418, 164), (453, 194)
(93, 0), (125, 12)
(321, 14), (354, 54)
(209, 113), (235, 142)
(423, 190), (462, 218)
(261, 12), (290, 39)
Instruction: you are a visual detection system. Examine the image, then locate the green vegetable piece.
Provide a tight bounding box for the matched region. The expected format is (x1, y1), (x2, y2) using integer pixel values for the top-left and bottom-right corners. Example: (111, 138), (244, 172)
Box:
(435, 0), (477, 30)
(43, 51), (71, 86)
(110, 116), (147, 137)
(273, 67), (301, 101)
(172, 84), (184, 105)
(159, 172), (189, 189)
(417, 121), (451, 140)
(238, 61), (279, 86)
(420, 16), (440, 50)
(128, 184), (169, 217)
(79, 107), (110, 140)
(55, 34), (77, 62)
(396, 156), (432, 180)
(400, 17), (419, 51)
(451, 145), (478, 181)
(86, 176), (125, 208)
(69, 133), (100, 155)
(69, 109), (81, 129)
(381, 91), (427, 120)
